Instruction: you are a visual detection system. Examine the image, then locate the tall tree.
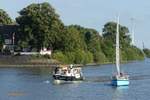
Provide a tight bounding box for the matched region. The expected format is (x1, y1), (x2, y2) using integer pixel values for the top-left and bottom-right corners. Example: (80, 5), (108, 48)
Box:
(66, 25), (106, 63)
(102, 21), (143, 61)
(0, 9), (12, 24)
(16, 2), (64, 51)
(143, 48), (150, 58)
(103, 22), (131, 47)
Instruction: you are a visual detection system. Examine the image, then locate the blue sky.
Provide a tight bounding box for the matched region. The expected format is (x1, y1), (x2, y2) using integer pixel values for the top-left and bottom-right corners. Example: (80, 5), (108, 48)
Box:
(0, 0), (150, 48)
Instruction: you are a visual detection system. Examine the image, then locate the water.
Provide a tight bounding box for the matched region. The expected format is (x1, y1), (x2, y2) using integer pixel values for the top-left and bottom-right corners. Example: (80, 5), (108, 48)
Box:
(0, 59), (150, 100)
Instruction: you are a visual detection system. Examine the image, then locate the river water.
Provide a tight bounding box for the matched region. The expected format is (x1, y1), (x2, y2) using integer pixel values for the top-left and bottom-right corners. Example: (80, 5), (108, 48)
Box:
(0, 59), (150, 100)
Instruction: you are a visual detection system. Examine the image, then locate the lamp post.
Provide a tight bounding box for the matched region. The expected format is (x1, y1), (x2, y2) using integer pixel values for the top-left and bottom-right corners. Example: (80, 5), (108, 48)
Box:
(12, 32), (15, 53)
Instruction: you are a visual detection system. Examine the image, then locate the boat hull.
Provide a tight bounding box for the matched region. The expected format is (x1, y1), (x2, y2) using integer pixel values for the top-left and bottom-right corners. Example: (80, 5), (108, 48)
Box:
(53, 75), (83, 81)
(112, 79), (129, 86)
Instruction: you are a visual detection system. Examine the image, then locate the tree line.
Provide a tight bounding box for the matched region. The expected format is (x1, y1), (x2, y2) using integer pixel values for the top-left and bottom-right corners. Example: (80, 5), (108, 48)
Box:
(0, 2), (146, 64)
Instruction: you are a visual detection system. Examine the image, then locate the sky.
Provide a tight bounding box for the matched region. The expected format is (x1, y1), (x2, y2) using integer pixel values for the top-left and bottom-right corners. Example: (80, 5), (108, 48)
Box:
(0, 0), (150, 48)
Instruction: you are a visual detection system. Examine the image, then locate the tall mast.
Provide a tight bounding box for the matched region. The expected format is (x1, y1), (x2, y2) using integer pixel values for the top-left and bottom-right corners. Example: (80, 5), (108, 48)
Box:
(142, 42), (146, 59)
(116, 15), (120, 75)
(131, 18), (135, 45)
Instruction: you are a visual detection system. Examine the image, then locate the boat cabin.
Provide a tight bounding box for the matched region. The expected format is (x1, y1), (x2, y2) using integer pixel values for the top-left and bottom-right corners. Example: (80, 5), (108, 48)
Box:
(53, 64), (83, 81)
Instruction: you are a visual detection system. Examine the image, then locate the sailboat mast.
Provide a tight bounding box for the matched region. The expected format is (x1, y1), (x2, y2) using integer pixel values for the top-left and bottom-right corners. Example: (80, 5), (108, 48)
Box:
(131, 18), (135, 45)
(116, 15), (120, 75)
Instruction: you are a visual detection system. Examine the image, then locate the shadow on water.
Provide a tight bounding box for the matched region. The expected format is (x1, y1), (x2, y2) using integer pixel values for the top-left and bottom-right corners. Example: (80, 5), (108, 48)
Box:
(84, 76), (111, 83)
(131, 75), (150, 80)
(49, 74), (150, 85)
(83, 74), (150, 83)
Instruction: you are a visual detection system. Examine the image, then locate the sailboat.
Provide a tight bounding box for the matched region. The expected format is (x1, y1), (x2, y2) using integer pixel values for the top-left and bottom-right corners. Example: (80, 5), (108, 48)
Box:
(111, 16), (129, 86)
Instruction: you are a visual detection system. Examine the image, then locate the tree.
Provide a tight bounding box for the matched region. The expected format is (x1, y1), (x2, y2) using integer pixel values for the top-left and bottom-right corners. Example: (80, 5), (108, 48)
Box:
(62, 26), (86, 51)
(16, 2), (64, 51)
(67, 25), (106, 63)
(0, 9), (12, 24)
(102, 22), (131, 48)
(143, 48), (150, 58)
(102, 21), (144, 62)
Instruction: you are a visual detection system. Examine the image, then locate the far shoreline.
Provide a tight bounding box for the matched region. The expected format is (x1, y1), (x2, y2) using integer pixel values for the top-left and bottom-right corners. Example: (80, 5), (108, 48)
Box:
(0, 59), (144, 68)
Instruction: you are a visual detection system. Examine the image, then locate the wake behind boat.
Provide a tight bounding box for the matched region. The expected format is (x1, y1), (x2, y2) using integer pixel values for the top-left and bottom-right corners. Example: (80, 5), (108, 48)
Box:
(111, 15), (129, 86)
(53, 64), (84, 82)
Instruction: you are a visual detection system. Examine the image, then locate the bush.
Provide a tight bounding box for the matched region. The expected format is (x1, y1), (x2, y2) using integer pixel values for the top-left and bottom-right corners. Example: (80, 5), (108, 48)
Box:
(84, 51), (93, 64)
(43, 54), (51, 59)
(74, 49), (85, 64)
(143, 48), (150, 58)
(73, 49), (94, 64)
(93, 51), (107, 63)
(124, 46), (144, 61)
(52, 51), (68, 63)
(64, 52), (75, 64)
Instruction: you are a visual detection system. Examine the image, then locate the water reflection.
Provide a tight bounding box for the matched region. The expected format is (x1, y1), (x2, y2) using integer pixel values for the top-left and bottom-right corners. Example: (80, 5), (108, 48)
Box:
(112, 86), (129, 100)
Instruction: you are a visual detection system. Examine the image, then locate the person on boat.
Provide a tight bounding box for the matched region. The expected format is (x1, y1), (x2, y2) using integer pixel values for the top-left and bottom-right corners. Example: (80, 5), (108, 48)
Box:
(54, 67), (61, 74)
(70, 64), (73, 69)
(54, 67), (58, 74)
(120, 72), (123, 76)
(70, 64), (74, 76)
(66, 70), (71, 76)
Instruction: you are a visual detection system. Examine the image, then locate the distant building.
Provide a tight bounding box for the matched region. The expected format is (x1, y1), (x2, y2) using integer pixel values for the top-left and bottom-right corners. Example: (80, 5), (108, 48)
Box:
(0, 24), (19, 51)
(40, 47), (52, 55)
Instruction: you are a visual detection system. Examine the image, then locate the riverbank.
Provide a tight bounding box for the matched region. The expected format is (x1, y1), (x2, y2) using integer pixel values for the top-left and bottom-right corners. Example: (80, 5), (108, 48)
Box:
(0, 55), (144, 67)
(0, 64), (54, 68)
(0, 55), (57, 67)
(0, 55), (84, 67)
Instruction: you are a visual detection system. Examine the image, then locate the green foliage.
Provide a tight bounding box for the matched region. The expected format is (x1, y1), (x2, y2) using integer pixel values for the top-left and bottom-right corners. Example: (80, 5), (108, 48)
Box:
(74, 49), (88, 64)
(103, 22), (131, 48)
(0, 9), (12, 24)
(93, 51), (107, 63)
(52, 50), (93, 64)
(66, 25), (105, 63)
(64, 52), (76, 64)
(102, 21), (144, 62)
(101, 39), (115, 62)
(52, 51), (68, 64)
(0, 2), (142, 64)
(143, 48), (150, 58)
(84, 51), (93, 63)
(62, 26), (86, 51)
(16, 2), (64, 51)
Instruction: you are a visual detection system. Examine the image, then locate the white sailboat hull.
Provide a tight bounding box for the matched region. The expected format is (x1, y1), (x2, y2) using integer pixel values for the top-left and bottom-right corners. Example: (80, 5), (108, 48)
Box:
(112, 74), (129, 86)
(112, 79), (129, 86)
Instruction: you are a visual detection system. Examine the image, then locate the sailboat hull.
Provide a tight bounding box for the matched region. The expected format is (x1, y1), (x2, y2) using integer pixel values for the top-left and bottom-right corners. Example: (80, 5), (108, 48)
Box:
(112, 79), (129, 86)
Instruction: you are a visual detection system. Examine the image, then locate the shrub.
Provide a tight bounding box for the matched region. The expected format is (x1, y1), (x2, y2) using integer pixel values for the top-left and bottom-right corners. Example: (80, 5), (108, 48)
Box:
(52, 51), (68, 63)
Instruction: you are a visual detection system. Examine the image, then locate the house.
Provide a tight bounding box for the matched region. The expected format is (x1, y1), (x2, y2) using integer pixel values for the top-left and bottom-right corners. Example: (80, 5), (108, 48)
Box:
(0, 24), (18, 52)
(40, 47), (52, 55)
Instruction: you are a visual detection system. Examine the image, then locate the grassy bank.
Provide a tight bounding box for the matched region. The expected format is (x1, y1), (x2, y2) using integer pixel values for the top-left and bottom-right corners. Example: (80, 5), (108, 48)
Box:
(0, 55), (84, 67)
(0, 55), (144, 68)
(0, 55), (58, 66)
